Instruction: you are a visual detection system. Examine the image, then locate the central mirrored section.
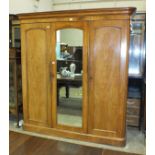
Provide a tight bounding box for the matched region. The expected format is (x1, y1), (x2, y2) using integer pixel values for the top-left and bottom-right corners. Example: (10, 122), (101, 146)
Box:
(56, 28), (83, 127)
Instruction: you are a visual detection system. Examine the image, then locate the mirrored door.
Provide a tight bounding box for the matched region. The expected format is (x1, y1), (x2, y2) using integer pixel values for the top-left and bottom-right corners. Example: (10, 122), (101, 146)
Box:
(55, 28), (83, 128)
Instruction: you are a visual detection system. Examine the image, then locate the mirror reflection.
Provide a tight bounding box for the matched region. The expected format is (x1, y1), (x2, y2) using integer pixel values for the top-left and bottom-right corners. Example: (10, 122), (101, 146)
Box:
(56, 28), (83, 127)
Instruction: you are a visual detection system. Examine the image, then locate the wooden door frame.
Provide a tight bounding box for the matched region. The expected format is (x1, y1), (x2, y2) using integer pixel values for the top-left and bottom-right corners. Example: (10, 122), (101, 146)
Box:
(51, 21), (89, 133)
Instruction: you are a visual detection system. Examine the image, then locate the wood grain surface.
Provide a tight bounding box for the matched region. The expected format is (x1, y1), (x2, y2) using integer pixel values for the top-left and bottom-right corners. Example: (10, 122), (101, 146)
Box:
(9, 131), (141, 155)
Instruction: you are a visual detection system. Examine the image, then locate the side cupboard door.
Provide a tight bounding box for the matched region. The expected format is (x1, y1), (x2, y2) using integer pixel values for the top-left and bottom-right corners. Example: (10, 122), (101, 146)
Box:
(21, 23), (52, 127)
(88, 20), (130, 139)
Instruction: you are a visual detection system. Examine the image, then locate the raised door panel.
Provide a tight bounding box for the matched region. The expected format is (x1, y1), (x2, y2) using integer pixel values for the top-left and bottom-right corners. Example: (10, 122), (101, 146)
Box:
(88, 20), (129, 138)
(21, 23), (52, 127)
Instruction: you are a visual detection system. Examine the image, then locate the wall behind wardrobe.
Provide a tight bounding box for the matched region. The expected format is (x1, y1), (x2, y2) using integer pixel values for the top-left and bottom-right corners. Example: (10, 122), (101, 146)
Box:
(52, 0), (146, 12)
(9, 0), (145, 14)
(9, 0), (53, 14)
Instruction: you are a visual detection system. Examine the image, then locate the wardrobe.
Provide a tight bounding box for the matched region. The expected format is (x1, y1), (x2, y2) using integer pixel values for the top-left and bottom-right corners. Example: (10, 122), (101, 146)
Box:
(18, 7), (136, 146)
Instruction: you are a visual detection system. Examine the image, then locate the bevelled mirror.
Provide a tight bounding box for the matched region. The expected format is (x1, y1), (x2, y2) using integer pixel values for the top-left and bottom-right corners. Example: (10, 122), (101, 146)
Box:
(56, 28), (83, 127)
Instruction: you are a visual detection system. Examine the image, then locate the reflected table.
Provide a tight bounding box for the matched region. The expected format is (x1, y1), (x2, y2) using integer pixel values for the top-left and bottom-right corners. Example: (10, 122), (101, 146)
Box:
(57, 74), (82, 104)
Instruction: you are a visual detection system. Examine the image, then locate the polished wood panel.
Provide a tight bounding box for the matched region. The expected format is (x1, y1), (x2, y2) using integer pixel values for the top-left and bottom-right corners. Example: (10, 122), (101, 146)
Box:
(9, 131), (30, 155)
(9, 131), (102, 155)
(9, 131), (141, 155)
(88, 20), (130, 140)
(23, 123), (125, 146)
(21, 23), (52, 127)
(102, 150), (141, 155)
(18, 7), (136, 23)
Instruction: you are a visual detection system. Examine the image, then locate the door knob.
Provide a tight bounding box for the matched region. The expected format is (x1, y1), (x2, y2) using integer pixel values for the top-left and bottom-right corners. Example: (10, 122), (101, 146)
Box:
(49, 61), (55, 81)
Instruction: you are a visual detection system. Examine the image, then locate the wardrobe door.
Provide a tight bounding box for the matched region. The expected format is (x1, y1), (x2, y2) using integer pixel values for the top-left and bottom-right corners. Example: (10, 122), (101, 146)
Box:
(51, 22), (88, 133)
(21, 23), (52, 127)
(88, 20), (130, 139)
